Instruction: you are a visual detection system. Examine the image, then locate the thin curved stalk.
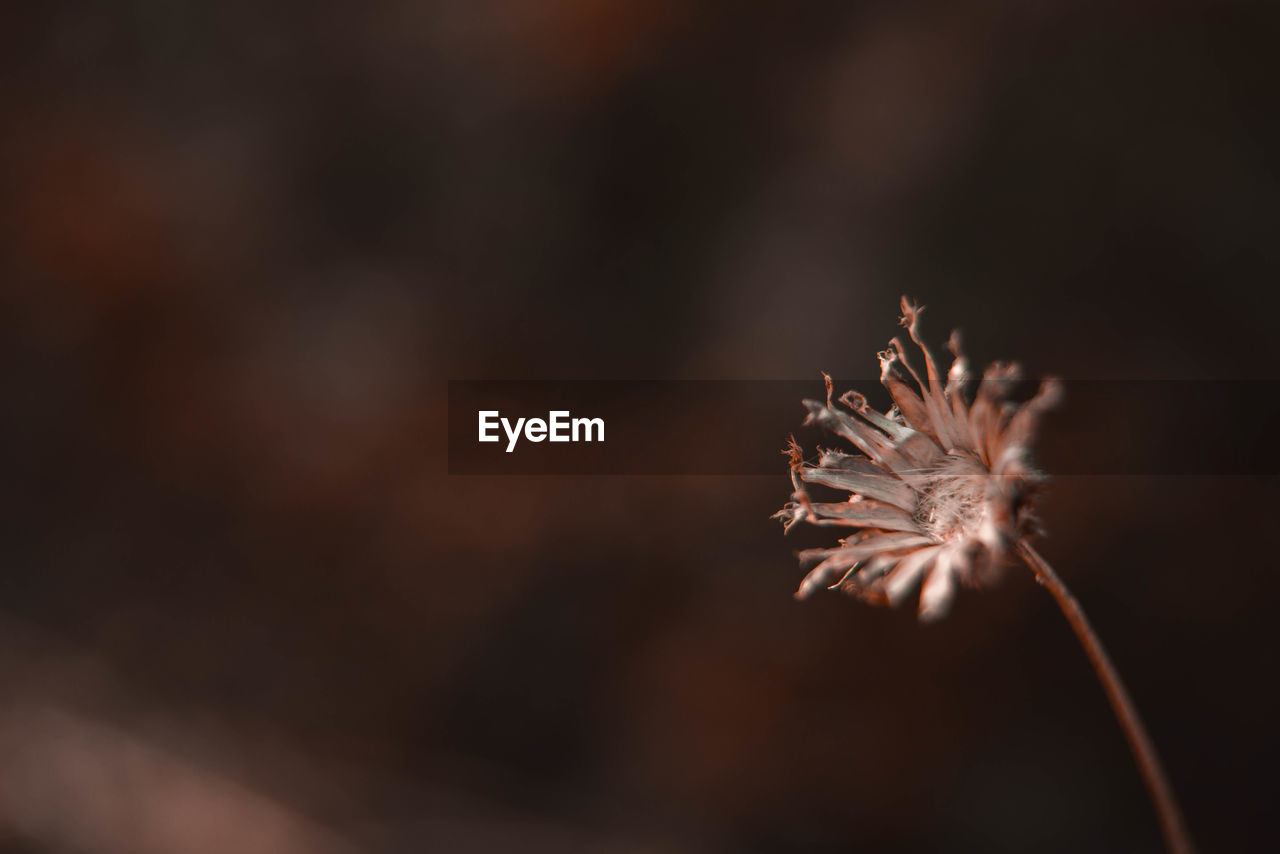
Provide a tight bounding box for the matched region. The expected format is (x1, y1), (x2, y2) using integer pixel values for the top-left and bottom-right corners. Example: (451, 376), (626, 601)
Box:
(1017, 541), (1193, 854)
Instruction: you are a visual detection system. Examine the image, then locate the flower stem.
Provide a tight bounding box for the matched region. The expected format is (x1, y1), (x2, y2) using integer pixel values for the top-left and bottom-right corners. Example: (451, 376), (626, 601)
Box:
(1016, 541), (1193, 854)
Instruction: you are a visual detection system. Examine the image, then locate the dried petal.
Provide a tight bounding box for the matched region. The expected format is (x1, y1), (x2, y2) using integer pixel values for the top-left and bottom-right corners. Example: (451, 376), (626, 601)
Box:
(794, 533), (934, 599)
(802, 500), (924, 533)
(918, 547), (958, 621)
(799, 466), (915, 509)
(883, 546), (942, 607)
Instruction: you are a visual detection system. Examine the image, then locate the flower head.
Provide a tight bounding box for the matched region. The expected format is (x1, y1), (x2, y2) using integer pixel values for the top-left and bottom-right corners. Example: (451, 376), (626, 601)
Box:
(775, 297), (1061, 620)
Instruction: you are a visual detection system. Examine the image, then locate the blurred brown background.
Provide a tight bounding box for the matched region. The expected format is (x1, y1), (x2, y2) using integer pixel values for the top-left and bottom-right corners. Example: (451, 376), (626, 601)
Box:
(2, 2), (1278, 852)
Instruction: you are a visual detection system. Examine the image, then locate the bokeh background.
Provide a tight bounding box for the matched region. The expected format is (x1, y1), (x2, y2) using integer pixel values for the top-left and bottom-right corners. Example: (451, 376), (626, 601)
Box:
(3, 2), (1279, 852)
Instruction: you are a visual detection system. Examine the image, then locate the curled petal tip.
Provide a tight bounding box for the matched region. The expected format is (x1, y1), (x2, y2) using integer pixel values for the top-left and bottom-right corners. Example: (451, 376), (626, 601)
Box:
(1038, 376), (1065, 407)
(838, 389), (868, 412)
(783, 435), (803, 467)
(898, 296), (926, 336)
(877, 351), (899, 384)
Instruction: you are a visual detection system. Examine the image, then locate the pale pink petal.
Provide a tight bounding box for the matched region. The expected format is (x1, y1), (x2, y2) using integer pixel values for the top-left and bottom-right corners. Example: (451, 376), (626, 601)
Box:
(879, 347), (938, 441)
(799, 465), (915, 509)
(883, 546), (942, 607)
(803, 399), (909, 472)
(899, 298), (961, 451)
(839, 390), (944, 468)
(794, 534), (935, 599)
(995, 377), (1063, 473)
(802, 499), (924, 533)
(918, 547), (958, 621)
(945, 330), (979, 453)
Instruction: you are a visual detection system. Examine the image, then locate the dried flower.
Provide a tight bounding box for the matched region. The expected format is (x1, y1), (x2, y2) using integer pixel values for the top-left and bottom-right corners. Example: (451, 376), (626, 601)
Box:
(775, 297), (1062, 620)
(775, 302), (1193, 852)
